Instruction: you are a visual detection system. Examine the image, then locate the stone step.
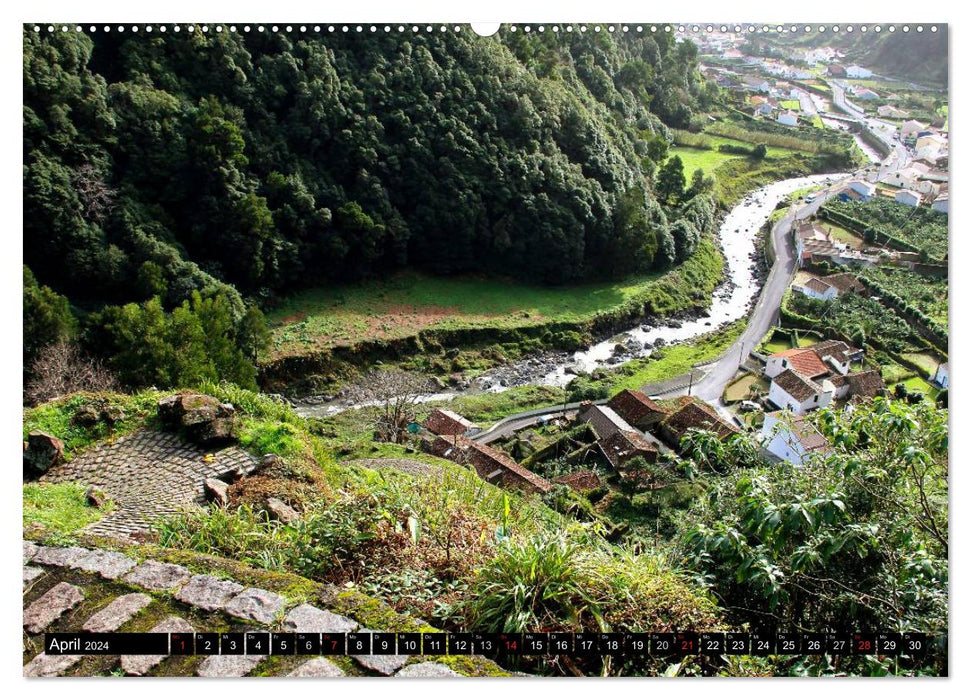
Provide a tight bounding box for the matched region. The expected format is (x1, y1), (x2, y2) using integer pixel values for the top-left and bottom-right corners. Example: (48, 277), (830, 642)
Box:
(395, 662), (464, 678)
(224, 587), (286, 624)
(175, 574), (244, 612)
(122, 560), (192, 591)
(23, 652), (82, 677)
(83, 593), (153, 633)
(120, 616), (193, 676)
(23, 566), (44, 590)
(352, 629), (410, 675)
(71, 550), (138, 580)
(31, 546), (89, 568)
(195, 654), (266, 677)
(283, 604), (358, 633)
(24, 541), (39, 564)
(24, 582), (85, 634)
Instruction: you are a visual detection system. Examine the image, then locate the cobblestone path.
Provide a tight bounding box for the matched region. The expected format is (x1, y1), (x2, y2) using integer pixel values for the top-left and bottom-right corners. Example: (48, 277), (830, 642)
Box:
(23, 542), (484, 678)
(40, 430), (258, 540)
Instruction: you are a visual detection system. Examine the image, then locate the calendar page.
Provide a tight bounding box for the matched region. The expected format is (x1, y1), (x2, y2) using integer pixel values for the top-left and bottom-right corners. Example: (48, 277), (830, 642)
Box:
(22, 20), (948, 679)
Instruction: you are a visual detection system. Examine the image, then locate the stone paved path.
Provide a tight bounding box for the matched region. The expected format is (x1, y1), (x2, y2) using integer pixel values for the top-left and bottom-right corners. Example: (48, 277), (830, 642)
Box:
(41, 430), (258, 539)
(22, 542), (491, 678)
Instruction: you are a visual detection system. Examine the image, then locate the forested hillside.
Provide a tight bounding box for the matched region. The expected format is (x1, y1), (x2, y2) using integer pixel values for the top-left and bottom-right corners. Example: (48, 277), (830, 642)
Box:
(25, 27), (714, 303)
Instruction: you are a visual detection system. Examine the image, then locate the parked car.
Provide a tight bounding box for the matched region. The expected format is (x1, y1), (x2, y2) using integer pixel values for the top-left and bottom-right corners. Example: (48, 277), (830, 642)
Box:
(804, 193), (817, 203)
(738, 400), (761, 414)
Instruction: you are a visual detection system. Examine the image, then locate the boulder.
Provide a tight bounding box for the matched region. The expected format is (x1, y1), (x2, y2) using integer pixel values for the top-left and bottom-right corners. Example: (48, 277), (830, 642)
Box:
(204, 478), (230, 507)
(266, 497), (299, 524)
(157, 393), (238, 446)
(257, 453), (284, 474)
(85, 486), (108, 509)
(24, 431), (65, 478)
(102, 405), (125, 424)
(73, 404), (100, 426)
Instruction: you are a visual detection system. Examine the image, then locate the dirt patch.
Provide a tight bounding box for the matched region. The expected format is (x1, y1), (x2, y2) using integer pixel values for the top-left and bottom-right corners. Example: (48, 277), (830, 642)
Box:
(279, 311), (307, 325)
(363, 305), (465, 338)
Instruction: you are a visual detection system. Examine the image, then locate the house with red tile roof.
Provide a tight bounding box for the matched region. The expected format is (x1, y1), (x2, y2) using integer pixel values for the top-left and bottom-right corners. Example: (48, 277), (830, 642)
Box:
(607, 389), (669, 430)
(658, 398), (739, 449)
(423, 408), (480, 436)
(599, 429), (658, 469)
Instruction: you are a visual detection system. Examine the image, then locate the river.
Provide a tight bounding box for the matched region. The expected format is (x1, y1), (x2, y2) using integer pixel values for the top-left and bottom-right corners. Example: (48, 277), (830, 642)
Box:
(294, 172), (841, 419)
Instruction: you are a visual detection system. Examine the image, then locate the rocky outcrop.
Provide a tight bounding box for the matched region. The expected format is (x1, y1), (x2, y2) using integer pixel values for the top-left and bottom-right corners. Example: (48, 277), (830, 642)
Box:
(266, 497), (299, 524)
(23, 431), (65, 479)
(157, 393), (238, 446)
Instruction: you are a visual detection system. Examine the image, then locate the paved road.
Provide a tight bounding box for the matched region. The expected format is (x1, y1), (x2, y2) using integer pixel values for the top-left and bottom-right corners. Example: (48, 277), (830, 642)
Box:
(680, 189), (839, 403)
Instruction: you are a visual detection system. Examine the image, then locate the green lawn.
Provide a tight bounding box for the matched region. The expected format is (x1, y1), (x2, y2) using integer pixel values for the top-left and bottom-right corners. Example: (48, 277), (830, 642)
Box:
(23, 482), (113, 539)
(267, 239), (723, 358)
(820, 222), (866, 250)
(902, 352), (945, 378)
(901, 376), (941, 401)
(779, 100), (800, 110)
(669, 136), (797, 177)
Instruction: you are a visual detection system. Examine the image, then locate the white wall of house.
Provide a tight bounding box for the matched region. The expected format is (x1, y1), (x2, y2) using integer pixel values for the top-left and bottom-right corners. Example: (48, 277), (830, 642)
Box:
(768, 381), (833, 414)
(895, 190), (921, 207)
(933, 364), (949, 389)
(793, 283), (836, 301)
(762, 416), (809, 465)
(765, 356), (794, 379)
(932, 197), (949, 214)
(777, 112), (798, 126)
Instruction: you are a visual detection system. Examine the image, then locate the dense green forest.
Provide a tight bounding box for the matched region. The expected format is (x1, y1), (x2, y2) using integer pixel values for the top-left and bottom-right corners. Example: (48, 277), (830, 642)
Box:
(24, 26), (723, 390)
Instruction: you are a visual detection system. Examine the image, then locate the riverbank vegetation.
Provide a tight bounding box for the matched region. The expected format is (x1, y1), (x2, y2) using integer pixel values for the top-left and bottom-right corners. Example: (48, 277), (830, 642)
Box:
(566, 321), (745, 401)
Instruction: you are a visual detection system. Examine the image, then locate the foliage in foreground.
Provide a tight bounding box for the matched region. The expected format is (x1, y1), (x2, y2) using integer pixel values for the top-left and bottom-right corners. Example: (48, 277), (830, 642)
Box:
(678, 399), (947, 664)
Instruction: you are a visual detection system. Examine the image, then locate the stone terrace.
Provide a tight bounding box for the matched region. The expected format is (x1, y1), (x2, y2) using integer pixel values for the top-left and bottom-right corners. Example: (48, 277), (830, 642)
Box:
(23, 542), (496, 678)
(40, 430), (258, 540)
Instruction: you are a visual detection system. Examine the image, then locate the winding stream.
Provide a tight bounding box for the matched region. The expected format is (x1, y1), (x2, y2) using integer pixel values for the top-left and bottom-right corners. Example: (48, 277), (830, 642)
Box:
(294, 173), (841, 418)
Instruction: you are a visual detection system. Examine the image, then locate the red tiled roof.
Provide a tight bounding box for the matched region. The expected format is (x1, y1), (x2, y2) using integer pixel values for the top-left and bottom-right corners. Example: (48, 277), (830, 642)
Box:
(803, 277), (832, 295)
(578, 404), (635, 441)
(553, 470), (602, 492)
(772, 369), (823, 403)
(423, 408), (478, 436)
(607, 389), (668, 427)
(661, 400), (739, 443)
(820, 273), (864, 294)
(770, 347), (830, 378)
(599, 430), (658, 468)
(467, 442), (553, 494)
(847, 370), (886, 398)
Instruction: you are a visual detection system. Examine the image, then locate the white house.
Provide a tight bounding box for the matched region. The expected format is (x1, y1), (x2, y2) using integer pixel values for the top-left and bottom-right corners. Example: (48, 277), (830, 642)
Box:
(932, 194), (949, 214)
(762, 412), (832, 465)
(855, 88), (880, 101)
(742, 75), (770, 93)
(777, 111), (799, 127)
(768, 370), (835, 415)
(877, 105), (907, 119)
(847, 179), (876, 200)
(895, 189), (922, 207)
(932, 363), (949, 389)
(879, 166), (926, 192)
(846, 65), (873, 79)
(916, 133), (946, 153)
(900, 120), (927, 138)
(793, 277), (837, 300)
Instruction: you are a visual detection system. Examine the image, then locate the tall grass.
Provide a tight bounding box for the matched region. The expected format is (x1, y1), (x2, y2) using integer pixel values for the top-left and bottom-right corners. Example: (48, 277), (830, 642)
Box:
(706, 122), (837, 154)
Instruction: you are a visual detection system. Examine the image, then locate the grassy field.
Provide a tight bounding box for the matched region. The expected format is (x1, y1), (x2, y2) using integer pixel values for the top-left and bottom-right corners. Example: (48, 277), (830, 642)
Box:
(269, 272), (659, 356)
(902, 352), (945, 378)
(669, 135), (797, 177)
(820, 222), (866, 250)
(267, 239), (723, 360)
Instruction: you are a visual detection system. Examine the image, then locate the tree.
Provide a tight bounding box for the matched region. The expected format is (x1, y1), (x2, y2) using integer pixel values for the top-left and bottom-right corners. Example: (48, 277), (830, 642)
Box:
(752, 143), (768, 160)
(344, 369), (432, 443)
(655, 156), (686, 206)
(24, 266), (77, 367)
(238, 305), (272, 365)
(25, 341), (119, 406)
(685, 169), (715, 200)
